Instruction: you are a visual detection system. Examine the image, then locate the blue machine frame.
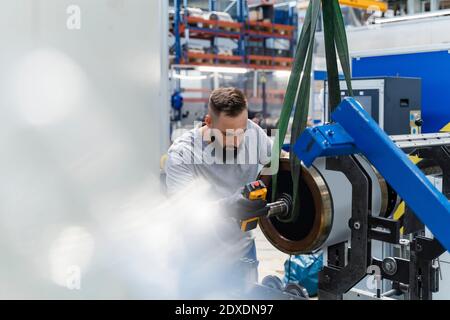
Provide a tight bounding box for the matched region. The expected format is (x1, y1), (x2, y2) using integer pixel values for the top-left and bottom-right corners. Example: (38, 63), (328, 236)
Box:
(293, 97), (450, 252)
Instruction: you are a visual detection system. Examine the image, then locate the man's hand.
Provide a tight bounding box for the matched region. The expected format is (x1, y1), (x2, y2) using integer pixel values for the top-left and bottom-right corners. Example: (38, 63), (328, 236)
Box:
(219, 187), (267, 219)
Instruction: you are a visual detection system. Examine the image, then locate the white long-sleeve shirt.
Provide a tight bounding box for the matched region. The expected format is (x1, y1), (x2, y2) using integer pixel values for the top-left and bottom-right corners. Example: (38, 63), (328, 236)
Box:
(164, 119), (274, 256)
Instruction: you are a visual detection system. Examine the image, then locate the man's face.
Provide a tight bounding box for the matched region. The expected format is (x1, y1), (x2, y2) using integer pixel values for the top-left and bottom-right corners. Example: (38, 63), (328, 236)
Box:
(205, 109), (248, 151)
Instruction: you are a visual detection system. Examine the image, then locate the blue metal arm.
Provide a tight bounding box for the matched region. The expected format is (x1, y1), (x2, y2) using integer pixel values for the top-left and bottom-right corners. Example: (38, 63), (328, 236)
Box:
(293, 97), (450, 252)
(293, 122), (356, 167)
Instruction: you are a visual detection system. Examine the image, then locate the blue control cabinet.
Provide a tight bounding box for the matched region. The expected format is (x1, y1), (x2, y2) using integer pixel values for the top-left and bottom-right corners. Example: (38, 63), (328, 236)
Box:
(352, 49), (450, 133)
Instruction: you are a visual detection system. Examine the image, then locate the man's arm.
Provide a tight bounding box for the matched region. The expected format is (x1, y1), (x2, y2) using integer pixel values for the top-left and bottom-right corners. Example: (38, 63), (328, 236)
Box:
(165, 150), (195, 196)
(165, 147), (266, 221)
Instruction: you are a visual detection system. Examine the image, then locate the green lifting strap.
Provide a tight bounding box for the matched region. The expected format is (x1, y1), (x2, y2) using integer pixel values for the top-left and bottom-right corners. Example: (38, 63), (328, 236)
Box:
(270, 0), (353, 223)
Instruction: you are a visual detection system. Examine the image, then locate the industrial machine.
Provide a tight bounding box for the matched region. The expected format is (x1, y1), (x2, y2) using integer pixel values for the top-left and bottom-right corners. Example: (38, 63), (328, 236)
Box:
(351, 47), (450, 133)
(324, 77), (422, 135)
(241, 97), (450, 300)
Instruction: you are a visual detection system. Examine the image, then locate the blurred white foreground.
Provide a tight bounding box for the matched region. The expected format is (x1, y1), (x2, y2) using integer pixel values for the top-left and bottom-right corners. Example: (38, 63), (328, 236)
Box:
(0, 1), (241, 299)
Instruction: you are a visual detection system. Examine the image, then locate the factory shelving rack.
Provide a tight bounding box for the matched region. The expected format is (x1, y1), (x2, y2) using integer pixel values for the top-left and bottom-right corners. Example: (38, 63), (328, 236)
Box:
(171, 0), (298, 70)
(169, 1), (298, 132)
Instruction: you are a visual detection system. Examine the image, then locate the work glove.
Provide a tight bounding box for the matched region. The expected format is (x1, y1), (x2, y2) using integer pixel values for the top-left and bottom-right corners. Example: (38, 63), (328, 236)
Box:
(218, 187), (267, 220)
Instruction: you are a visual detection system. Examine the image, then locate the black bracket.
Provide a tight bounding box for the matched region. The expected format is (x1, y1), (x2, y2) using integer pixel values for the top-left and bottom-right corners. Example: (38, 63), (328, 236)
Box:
(318, 155), (372, 300)
(372, 257), (410, 284)
(409, 236), (445, 300)
(368, 216), (400, 244)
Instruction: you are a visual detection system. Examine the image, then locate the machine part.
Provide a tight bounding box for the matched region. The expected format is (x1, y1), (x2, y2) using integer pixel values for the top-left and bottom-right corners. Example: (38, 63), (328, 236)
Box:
(373, 256), (410, 284)
(293, 97), (450, 300)
(261, 275), (284, 291)
(326, 77), (422, 135)
(294, 97), (450, 252)
(343, 288), (395, 300)
(327, 242), (347, 268)
(384, 182), (400, 219)
(409, 236), (445, 300)
(354, 154), (387, 218)
(410, 110), (422, 134)
(371, 165), (390, 217)
(259, 154), (387, 254)
(284, 283), (310, 299)
(259, 158), (333, 254)
(266, 194), (292, 219)
(382, 257), (398, 276)
(370, 164), (401, 220)
(382, 288), (400, 297)
(416, 146), (450, 199)
(399, 239), (410, 245)
(391, 132), (450, 150)
(392, 152), (443, 232)
(368, 215), (400, 244)
(416, 158), (442, 176)
(319, 155), (372, 299)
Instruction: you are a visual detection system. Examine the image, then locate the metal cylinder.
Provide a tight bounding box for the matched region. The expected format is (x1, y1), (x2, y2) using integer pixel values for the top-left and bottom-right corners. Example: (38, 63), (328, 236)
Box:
(259, 156), (394, 255)
(266, 193), (292, 218)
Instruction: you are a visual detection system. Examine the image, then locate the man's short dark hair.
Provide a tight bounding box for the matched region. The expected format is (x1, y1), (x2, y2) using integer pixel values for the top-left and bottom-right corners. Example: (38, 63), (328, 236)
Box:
(209, 87), (247, 117)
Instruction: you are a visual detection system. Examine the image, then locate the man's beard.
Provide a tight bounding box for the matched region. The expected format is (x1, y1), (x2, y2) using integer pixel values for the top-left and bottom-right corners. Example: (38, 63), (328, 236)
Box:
(210, 135), (239, 163)
(222, 146), (238, 163)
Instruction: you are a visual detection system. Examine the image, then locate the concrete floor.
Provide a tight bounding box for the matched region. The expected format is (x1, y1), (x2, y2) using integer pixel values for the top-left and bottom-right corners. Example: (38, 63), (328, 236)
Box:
(254, 227), (289, 282)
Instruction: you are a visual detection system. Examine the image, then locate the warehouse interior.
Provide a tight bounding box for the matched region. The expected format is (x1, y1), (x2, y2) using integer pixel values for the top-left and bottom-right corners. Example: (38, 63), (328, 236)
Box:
(1, 0), (450, 300)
